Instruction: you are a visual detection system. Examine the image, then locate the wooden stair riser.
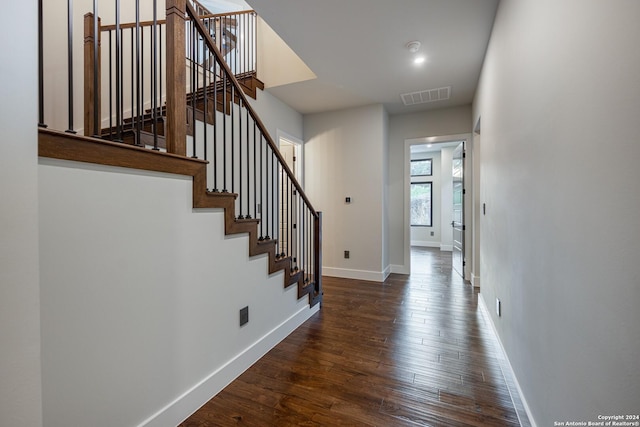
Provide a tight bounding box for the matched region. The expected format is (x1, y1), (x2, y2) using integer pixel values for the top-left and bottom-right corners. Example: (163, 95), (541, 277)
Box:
(100, 73), (263, 141)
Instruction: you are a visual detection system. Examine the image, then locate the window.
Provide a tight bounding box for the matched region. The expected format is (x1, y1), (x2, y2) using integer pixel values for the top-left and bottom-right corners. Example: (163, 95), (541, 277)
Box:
(411, 182), (432, 226)
(411, 157), (433, 226)
(410, 158), (432, 176)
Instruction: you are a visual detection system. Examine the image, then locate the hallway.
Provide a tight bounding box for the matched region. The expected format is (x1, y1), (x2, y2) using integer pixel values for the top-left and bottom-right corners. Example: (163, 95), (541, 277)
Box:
(182, 248), (530, 426)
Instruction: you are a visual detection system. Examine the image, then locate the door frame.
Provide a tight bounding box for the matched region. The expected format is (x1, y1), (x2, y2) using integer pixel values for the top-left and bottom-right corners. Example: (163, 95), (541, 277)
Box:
(471, 117), (482, 287)
(403, 133), (472, 277)
(277, 130), (303, 186)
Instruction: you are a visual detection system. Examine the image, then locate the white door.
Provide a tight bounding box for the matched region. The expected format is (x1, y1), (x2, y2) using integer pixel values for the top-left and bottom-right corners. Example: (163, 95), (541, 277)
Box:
(452, 142), (465, 277)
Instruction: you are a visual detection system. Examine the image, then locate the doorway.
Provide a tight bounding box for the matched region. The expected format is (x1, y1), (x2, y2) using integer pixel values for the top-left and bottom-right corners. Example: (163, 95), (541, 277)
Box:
(277, 132), (303, 257)
(471, 118), (481, 287)
(278, 133), (302, 183)
(403, 134), (471, 277)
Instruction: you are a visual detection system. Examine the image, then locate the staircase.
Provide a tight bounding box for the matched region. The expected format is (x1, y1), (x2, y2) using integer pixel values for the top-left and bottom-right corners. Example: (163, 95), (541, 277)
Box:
(97, 70), (265, 149)
(37, 0), (322, 307)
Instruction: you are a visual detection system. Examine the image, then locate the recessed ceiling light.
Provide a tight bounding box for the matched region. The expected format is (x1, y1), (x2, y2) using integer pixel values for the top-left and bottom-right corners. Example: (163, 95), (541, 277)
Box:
(414, 55), (426, 65)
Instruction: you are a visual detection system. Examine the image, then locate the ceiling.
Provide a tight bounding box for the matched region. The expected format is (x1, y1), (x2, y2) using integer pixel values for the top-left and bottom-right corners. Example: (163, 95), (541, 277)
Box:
(242, 0), (500, 115)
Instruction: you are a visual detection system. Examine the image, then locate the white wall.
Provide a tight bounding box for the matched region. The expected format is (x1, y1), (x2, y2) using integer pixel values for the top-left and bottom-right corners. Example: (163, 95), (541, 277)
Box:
(0, 1), (43, 426)
(304, 104), (388, 281)
(382, 111), (390, 272)
(388, 106), (472, 271)
(257, 17), (316, 89)
(200, 0), (250, 14)
(248, 85), (304, 143)
(473, 0), (640, 424)
(39, 160), (317, 427)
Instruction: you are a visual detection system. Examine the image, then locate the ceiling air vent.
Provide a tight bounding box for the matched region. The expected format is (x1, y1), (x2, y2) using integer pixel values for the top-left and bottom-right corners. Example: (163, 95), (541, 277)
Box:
(401, 86), (451, 106)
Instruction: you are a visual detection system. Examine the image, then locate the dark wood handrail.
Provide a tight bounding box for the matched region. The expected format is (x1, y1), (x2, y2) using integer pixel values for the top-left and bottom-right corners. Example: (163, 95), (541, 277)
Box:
(192, 0), (213, 16)
(100, 9), (254, 31)
(185, 1), (318, 218)
(198, 10), (255, 20)
(101, 19), (166, 31)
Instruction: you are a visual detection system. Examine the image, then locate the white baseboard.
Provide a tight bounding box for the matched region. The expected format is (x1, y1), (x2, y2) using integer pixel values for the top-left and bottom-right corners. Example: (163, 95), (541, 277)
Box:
(390, 264), (409, 275)
(440, 244), (453, 251)
(382, 265), (391, 281)
(471, 273), (480, 288)
(478, 295), (537, 427)
(323, 266), (387, 282)
(410, 241), (440, 248)
(138, 304), (320, 427)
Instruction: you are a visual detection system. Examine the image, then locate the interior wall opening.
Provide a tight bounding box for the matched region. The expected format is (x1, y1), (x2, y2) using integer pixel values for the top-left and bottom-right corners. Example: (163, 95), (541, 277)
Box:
(404, 134), (472, 277)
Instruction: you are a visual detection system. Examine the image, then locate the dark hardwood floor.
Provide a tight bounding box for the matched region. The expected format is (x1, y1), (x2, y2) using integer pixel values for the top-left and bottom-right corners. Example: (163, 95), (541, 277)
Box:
(181, 247), (530, 426)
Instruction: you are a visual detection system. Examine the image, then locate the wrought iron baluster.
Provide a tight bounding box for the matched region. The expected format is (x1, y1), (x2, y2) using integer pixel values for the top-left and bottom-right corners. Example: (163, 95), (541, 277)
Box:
(244, 13), (248, 75)
(253, 122), (257, 219)
(115, 0), (123, 141)
(138, 15), (145, 146)
(235, 13), (239, 74)
(191, 20), (197, 158)
(159, 24), (163, 139)
(222, 71), (227, 192)
(152, 0), (159, 151)
(289, 178), (294, 266)
(212, 54), (218, 192)
(66, 0), (76, 133)
(272, 150), (277, 246)
(108, 32), (113, 139)
(306, 208), (310, 283)
(259, 134), (264, 239)
(203, 43), (208, 161)
(135, 0), (141, 145)
(262, 143), (273, 240)
(238, 97), (243, 219)
(92, 0), (99, 137)
(130, 28), (134, 132)
(38, 0), (46, 127)
(231, 86), (235, 194)
(282, 171), (287, 258)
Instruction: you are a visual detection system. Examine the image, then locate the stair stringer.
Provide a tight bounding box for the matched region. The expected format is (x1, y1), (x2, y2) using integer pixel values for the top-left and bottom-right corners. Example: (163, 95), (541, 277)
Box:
(192, 182), (314, 299)
(38, 128), (316, 305)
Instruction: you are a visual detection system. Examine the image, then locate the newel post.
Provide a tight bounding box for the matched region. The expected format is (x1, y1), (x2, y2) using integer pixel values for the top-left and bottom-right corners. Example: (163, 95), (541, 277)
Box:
(314, 211), (323, 306)
(84, 13), (101, 137)
(165, 0), (187, 155)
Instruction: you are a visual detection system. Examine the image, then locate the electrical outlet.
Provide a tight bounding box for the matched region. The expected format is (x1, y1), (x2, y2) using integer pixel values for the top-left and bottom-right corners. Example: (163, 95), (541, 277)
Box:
(496, 298), (501, 317)
(430, 231), (434, 236)
(240, 306), (249, 326)
(344, 250), (350, 259)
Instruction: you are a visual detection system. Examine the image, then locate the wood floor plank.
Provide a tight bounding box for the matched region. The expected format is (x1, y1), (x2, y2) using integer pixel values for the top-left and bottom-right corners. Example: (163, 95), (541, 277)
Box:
(180, 248), (529, 426)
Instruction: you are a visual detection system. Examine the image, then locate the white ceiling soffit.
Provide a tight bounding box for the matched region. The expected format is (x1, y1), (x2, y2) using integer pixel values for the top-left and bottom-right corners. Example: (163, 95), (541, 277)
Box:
(245, 0), (499, 115)
(199, 0), (250, 13)
(401, 86), (451, 106)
